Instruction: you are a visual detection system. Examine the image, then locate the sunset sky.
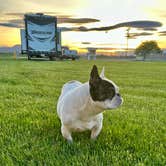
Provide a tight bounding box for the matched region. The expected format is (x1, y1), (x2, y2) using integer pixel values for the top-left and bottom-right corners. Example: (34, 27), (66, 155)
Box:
(1, 0), (166, 54)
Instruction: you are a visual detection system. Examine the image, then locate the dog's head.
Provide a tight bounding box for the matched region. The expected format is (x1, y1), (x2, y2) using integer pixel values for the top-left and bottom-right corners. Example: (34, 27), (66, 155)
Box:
(89, 65), (123, 109)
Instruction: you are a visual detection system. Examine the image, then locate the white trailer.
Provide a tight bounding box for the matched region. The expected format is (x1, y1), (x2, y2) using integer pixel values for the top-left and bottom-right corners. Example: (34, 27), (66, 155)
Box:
(20, 27), (62, 56)
(21, 13), (78, 60)
(20, 29), (27, 54)
(57, 28), (62, 56)
(24, 13), (59, 60)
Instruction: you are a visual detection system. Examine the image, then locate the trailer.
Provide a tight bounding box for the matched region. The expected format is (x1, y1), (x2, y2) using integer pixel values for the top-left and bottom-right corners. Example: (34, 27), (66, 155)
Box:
(20, 29), (27, 54)
(20, 27), (62, 59)
(23, 13), (59, 60)
(21, 13), (79, 60)
(57, 28), (62, 57)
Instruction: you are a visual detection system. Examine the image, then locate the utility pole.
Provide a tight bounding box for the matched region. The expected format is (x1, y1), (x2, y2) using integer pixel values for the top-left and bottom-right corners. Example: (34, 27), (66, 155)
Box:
(126, 28), (130, 56)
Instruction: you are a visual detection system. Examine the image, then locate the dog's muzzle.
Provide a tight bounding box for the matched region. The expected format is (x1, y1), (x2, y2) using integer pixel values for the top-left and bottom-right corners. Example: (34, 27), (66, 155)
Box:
(104, 94), (123, 109)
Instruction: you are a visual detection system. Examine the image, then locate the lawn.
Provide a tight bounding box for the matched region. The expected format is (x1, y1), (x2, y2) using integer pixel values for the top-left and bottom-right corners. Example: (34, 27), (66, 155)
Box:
(0, 54), (165, 165)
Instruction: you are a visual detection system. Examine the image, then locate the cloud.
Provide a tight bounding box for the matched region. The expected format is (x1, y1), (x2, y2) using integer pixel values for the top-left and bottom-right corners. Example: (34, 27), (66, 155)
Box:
(127, 32), (153, 39)
(0, 22), (22, 28)
(95, 43), (126, 47)
(9, 19), (23, 25)
(5, 12), (74, 18)
(60, 27), (74, 31)
(0, 14), (162, 34)
(137, 27), (158, 31)
(57, 17), (100, 24)
(80, 47), (134, 51)
(82, 20), (162, 31)
(4, 12), (25, 17)
(158, 31), (166, 36)
(81, 42), (91, 44)
(0, 18), (24, 28)
(60, 26), (88, 31)
(0, 0), (83, 14)
(61, 20), (162, 32)
(0, 12), (24, 28)
(0, 12), (99, 29)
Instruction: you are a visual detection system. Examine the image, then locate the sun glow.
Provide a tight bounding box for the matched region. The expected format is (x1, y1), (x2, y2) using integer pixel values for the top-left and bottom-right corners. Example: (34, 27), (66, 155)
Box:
(0, 27), (20, 46)
(0, 0), (166, 53)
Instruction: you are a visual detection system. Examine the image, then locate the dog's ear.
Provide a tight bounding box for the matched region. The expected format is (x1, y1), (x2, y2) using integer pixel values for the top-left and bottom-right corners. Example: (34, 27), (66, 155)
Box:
(100, 66), (105, 78)
(90, 65), (100, 84)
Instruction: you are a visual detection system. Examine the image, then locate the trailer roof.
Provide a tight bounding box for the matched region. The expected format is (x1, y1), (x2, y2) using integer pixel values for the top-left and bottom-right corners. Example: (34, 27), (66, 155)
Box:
(25, 13), (56, 22)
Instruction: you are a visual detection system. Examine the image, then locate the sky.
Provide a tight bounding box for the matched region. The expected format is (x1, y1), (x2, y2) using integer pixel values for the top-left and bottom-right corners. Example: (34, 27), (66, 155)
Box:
(0, 0), (166, 54)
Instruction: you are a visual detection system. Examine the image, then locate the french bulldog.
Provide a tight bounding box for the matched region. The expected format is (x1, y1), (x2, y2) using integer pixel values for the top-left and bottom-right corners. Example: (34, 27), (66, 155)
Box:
(57, 65), (123, 142)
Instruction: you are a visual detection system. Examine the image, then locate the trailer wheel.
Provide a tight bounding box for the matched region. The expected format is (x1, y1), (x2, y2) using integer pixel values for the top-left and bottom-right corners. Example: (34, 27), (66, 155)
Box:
(28, 55), (31, 60)
(49, 56), (53, 61)
(49, 56), (56, 61)
(59, 57), (63, 60)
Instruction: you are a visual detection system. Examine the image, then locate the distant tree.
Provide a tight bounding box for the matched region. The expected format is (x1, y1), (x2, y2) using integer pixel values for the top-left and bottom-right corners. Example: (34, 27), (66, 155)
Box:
(135, 41), (162, 60)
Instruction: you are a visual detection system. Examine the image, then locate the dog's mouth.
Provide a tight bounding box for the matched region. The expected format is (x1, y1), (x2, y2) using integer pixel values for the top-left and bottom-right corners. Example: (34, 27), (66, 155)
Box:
(114, 97), (123, 108)
(104, 95), (123, 109)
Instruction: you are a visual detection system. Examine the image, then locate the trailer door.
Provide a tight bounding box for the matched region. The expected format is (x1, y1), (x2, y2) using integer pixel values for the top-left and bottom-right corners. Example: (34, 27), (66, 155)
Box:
(25, 16), (56, 53)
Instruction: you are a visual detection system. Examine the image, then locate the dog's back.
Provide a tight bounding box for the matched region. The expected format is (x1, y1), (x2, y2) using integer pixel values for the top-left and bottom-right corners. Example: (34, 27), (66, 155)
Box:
(61, 80), (82, 97)
(57, 80), (82, 118)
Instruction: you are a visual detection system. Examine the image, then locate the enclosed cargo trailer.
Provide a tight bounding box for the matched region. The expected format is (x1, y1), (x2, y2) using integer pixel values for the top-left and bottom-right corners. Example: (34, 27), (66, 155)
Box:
(20, 29), (27, 54)
(24, 13), (59, 60)
(21, 13), (78, 60)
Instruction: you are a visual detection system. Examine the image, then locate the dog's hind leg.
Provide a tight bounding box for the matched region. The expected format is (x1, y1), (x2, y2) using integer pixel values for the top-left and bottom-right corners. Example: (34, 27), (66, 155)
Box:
(90, 123), (102, 140)
(61, 125), (73, 143)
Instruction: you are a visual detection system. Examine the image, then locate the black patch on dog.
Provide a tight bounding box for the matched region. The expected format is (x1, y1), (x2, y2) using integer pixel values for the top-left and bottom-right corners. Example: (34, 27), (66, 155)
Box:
(89, 65), (116, 101)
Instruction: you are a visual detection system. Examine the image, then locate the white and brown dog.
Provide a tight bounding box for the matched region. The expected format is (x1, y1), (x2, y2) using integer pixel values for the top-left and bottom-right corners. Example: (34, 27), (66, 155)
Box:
(57, 65), (123, 142)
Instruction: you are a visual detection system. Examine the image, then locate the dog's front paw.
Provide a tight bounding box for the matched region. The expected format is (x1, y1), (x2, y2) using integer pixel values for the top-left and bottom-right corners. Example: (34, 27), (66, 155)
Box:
(90, 124), (102, 140)
(67, 138), (73, 144)
(61, 125), (73, 143)
(90, 133), (98, 140)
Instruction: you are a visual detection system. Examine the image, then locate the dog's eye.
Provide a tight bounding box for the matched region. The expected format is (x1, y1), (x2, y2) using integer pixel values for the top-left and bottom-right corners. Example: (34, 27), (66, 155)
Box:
(117, 93), (120, 97)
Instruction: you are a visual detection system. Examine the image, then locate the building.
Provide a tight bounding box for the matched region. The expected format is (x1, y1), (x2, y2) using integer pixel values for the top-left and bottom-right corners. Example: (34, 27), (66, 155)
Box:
(87, 48), (97, 60)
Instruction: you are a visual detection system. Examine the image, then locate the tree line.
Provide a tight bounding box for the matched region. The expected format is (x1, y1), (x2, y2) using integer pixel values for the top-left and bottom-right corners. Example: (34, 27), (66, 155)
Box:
(135, 41), (162, 60)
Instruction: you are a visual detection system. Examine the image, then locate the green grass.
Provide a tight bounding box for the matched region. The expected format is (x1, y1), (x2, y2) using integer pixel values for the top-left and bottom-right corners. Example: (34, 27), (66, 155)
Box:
(0, 54), (166, 165)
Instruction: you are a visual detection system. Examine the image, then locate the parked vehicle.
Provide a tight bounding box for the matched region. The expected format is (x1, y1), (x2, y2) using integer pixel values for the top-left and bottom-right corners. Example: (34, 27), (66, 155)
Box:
(22, 13), (59, 60)
(62, 47), (79, 60)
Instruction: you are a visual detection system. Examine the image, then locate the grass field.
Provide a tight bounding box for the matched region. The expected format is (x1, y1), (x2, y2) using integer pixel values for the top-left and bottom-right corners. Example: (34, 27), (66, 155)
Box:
(0, 54), (166, 165)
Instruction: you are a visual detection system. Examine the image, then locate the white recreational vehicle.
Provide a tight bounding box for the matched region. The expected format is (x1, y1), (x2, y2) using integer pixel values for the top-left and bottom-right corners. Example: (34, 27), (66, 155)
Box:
(20, 13), (79, 60)
(20, 28), (62, 57)
(21, 13), (61, 60)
